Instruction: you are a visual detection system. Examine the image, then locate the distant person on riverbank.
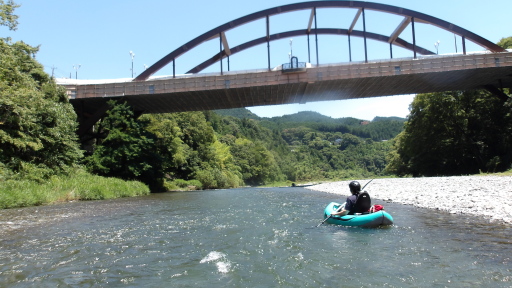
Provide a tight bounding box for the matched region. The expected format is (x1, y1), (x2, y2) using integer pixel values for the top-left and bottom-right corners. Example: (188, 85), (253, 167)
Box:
(331, 181), (371, 216)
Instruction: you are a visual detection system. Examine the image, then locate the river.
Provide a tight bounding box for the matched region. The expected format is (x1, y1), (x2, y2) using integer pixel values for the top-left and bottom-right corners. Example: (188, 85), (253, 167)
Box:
(1, 187), (510, 287)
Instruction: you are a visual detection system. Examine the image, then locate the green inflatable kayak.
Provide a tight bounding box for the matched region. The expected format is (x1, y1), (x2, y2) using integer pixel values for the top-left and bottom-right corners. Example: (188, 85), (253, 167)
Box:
(323, 202), (394, 227)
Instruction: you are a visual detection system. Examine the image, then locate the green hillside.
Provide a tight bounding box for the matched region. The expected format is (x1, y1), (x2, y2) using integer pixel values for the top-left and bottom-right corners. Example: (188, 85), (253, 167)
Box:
(216, 109), (406, 141)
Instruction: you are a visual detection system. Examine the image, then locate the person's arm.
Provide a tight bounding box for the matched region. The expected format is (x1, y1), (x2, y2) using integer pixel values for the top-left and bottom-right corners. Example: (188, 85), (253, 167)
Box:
(331, 208), (349, 216)
(331, 203), (348, 216)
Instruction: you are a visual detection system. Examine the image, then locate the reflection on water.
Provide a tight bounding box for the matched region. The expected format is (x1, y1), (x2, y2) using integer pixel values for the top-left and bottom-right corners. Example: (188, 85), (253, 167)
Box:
(1, 188), (510, 287)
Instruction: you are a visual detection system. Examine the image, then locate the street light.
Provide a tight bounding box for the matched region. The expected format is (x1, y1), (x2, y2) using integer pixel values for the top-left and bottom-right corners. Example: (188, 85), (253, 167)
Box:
(289, 38), (293, 58)
(129, 51), (135, 78)
(434, 40), (441, 54)
(73, 64), (81, 79)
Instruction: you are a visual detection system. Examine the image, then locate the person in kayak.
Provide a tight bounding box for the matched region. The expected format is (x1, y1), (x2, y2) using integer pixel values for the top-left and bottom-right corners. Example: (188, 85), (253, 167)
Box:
(331, 181), (371, 216)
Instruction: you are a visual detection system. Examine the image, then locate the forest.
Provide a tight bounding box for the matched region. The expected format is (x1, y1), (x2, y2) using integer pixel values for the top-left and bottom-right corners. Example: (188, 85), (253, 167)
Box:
(1, 1), (511, 208)
(85, 105), (405, 190)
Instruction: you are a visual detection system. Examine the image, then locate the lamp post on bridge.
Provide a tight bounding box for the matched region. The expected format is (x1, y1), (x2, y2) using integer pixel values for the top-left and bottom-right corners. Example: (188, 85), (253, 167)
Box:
(289, 38), (293, 58)
(129, 51), (135, 78)
(73, 64), (81, 79)
(434, 40), (441, 54)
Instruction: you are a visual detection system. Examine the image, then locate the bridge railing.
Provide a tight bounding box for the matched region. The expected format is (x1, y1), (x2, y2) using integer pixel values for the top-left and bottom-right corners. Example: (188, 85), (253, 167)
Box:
(63, 51), (512, 99)
(282, 62), (307, 70)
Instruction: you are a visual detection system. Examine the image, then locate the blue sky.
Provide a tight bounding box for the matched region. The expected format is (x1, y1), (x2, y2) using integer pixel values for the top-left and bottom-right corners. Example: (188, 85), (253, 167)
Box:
(4, 0), (510, 120)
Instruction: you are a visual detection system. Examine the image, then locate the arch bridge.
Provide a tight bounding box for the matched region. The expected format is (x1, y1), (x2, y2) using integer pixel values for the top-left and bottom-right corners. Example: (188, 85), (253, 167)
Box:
(61, 1), (512, 138)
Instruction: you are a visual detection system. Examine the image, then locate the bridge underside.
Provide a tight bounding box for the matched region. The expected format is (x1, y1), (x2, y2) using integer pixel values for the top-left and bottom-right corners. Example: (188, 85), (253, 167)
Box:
(72, 66), (512, 115)
(67, 52), (512, 137)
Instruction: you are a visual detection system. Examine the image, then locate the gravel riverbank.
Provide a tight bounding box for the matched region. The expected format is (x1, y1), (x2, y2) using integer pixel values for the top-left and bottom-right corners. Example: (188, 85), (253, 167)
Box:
(306, 175), (512, 224)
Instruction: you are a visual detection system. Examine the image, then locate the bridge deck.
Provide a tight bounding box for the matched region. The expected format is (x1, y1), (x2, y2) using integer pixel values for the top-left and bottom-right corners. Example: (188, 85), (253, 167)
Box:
(61, 52), (512, 116)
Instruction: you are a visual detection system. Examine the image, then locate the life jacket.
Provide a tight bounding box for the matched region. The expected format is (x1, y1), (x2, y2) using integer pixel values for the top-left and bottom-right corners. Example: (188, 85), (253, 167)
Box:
(349, 191), (371, 214)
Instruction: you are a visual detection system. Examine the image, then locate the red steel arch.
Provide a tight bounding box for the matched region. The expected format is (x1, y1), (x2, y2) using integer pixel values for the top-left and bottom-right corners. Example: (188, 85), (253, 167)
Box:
(134, 1), (505, 81)
(186, 28), (435, 74)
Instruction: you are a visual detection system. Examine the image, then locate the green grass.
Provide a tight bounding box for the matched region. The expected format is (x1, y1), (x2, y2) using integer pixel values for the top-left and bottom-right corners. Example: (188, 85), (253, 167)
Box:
(501, 169), (512, 176)
(0, 170), (150, 209)
(482, 168), (512, 176)
(163, 179), (203, 191)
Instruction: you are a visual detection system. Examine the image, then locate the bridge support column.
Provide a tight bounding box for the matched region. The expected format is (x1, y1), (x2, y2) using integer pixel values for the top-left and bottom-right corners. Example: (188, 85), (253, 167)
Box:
(77, 101), (110, 138)
(484, 84), (510, 102)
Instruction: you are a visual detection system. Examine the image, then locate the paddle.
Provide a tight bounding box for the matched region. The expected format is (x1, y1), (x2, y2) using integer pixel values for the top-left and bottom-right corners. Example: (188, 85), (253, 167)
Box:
(361, 179), (374, 191)
(315, 202), (345, 227)
(315, 179), (374, 227)
(316, 214), (333, 227)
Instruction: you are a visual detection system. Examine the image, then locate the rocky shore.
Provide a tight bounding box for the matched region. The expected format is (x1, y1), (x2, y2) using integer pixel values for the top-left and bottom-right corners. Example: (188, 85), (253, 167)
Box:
(306, 176), (512, 224)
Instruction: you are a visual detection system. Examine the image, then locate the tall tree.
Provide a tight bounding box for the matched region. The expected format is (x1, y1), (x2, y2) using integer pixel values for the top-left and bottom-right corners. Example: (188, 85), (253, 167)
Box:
(0, 0), (19, 30)
(0, 2), (83, 180)
(230, 138), (282, 185)
(497, 36), (512, 49)
(386, 90), (512, 176)
(85, 101), (162, 187)
(141, 112), (243, 189)
(142, 113), (190, 180)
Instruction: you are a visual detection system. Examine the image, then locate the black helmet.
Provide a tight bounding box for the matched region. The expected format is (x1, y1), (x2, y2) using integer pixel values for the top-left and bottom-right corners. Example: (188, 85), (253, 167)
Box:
(349, 181), (361, 194)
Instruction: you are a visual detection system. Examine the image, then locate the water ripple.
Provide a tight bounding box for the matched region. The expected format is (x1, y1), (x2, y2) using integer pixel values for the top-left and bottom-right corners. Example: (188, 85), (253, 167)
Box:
(0, 188), (510, 287)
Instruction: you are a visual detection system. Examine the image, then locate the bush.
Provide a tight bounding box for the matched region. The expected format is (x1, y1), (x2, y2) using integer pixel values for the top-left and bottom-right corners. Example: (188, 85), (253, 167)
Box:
(163, 179), (203, 191)
(0, 169), (149, 209)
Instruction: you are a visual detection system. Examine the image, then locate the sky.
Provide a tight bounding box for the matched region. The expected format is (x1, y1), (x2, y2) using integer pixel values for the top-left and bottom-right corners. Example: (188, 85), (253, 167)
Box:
(3, 0), (510, 120)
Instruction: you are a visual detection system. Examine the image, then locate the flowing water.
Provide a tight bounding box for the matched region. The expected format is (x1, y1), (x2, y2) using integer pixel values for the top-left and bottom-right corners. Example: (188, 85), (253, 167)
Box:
(0, 187), (510, 287)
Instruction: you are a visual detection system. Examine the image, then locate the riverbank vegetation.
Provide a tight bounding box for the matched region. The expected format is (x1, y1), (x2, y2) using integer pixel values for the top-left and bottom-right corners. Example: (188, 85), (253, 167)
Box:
(386, 89), (512, 176)
(84, 103), (402, 190)
(0, 169), (150, 209)
(0, 2), (149, 209)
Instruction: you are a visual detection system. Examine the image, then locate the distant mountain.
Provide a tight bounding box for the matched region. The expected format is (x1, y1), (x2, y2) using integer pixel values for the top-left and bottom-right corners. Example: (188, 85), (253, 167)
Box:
(269, 111), (339, 123)
(214, 108), (261, 120)
(270, 111), (333, 121)
(213, 108), (405, 141)
(372, 116), (406, 122)
(215, 108), (405, 123)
